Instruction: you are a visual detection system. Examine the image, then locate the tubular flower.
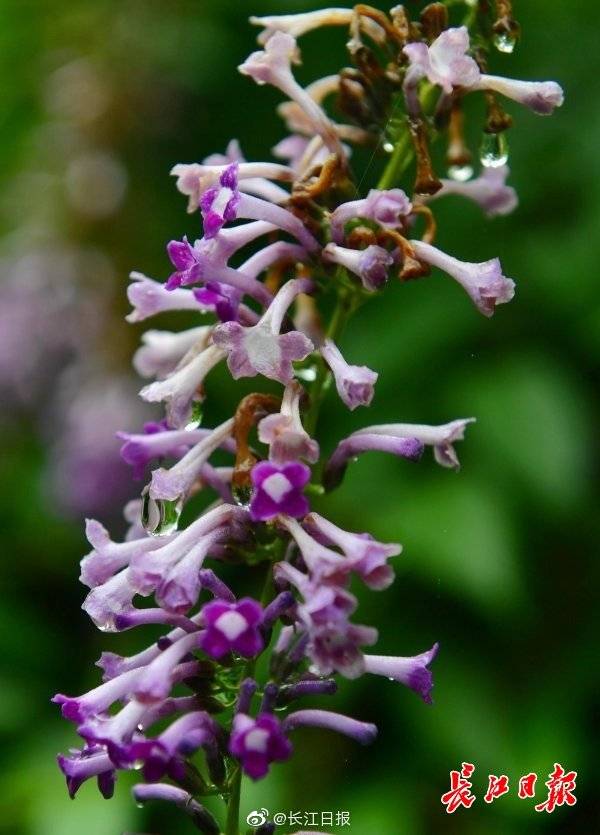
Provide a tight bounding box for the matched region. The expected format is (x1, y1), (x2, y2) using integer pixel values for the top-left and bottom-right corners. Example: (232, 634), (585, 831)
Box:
(54, 6), (563, 831)
(410, 240), (515, 317)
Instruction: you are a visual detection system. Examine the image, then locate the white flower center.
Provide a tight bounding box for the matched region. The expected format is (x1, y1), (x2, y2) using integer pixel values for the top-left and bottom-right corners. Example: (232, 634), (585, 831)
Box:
(244, 323), (280, 375)
(215, 610), (248, 640)
(262, 472), (293, 503)
(244, 728), (270, 753)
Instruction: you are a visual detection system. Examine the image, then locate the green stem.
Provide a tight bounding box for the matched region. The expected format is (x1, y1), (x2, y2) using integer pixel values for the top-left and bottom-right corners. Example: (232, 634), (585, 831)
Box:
(377, 84), (437, 190)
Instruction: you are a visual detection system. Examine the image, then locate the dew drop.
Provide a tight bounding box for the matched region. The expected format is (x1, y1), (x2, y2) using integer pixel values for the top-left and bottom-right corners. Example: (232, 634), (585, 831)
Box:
(184, 400), (203, 431)
(296, 365), (317, 382)
(447, 164), (474, 182)
(141, 486), (182, 536)
(493, 31), (517, 54)
(479, 132), (508, 168)
(136, 802), (144, 809)
(98, 621), (117, 633)
(383, 141), (394, 154)
(232, 482), (252, 508)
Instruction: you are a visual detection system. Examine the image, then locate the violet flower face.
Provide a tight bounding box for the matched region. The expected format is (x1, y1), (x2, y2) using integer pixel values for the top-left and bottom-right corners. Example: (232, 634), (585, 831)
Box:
(213, 278), (314, 384)
(199, 598), (264, 658)
(229, 712), (292, 779)
(403, 26), (481, 93)
(200, 164), (241, 238)
(249, 460), (310, 521)
(166, 237), (202, 289)
(258, 380), (319, 464)
(320, 339), (378, 410)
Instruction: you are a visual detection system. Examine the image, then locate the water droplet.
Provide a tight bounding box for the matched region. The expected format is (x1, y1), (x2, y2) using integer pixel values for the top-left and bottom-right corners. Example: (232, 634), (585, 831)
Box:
(232, 482), (252, 508)
(383, 141), (394, 154)
(184, 400), (203, 431)
(296, 365), (317, 382)
(141, 486), (182, 536)
(132, 759), (144, 771)
(479, 132), (508, 168)
(98, 620), (117, 633)
(135, 802), (144, 809)
(493, 31), (517, 53)
(447, 164), (474, 182)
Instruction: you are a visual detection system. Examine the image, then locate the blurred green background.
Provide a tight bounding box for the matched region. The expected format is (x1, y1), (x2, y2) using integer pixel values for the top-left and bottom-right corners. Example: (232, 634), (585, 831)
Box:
(0, 1), (597, 833)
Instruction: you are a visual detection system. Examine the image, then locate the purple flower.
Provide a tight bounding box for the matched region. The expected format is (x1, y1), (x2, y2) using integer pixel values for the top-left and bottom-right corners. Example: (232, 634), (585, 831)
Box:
(229, 712), (292, 779)
(427, 166), (518, 218)
(155, 526), (236, 614)
(276, 564), (377, 678)
(323, 243), (394, 292)
(352, 418), (476, 469)
(330, 189), (412, 243)
(364, 643), (439, 704)
(126, 272), (205, 323)
(475, 74), (564, 115)
(239, 32), (344, 157)
(127, 711), (216, 782)
(199, 598), (264, 658)
(213, 278), (314, 384)
(56, 745), (115, 799)
(200, 165), (242, 238)
(324, 432), (424, 492)
(132, 783), (219, 832)
(139, 344), (225, 429)
(250, 10), (376, 46)
(127, 504), (246, 598)
(199, 163), (319, 251)
(320, 339), (378, 410)
(283, 709), (377, 744)
(117, 425), (215, 480)
(403, 26), (563, 115)
(249, 460), (310, 521)
(403, 26), (481, 94)
(171, 154), (291, 212)
(80, 517), (174, 588)
(304, 512), (401, 591)
(166, 237), (204, 289)
(410, 240), (515, 317)
(163, 235), (271, 304)
(258, 381), (319, 463)
(133, 325), (213, 379)
(148, 418), (234, 502)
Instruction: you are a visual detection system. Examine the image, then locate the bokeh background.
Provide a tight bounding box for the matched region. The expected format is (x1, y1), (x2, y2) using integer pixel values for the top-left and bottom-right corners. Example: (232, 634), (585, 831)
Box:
(0, 1), (597, 833)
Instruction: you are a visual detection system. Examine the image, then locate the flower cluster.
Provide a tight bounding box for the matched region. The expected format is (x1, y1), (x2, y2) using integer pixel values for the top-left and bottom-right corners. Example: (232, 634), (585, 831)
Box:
(55, 5), (562, 832)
